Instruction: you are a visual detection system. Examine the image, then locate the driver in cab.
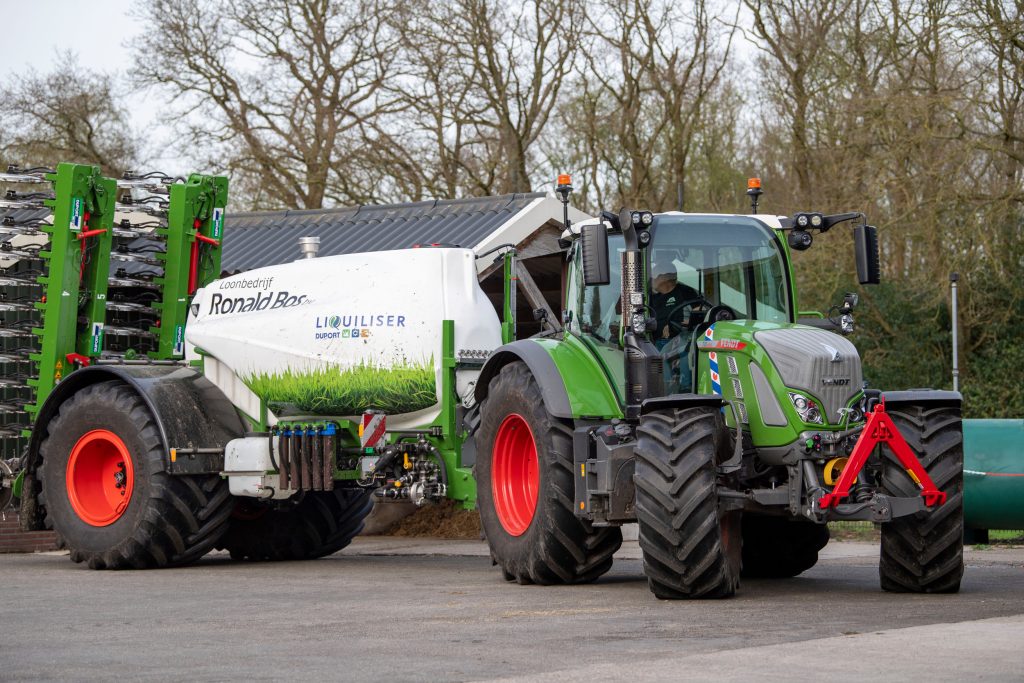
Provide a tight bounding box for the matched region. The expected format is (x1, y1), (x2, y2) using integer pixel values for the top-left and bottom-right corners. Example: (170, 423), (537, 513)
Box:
(650, 261), (701, 350)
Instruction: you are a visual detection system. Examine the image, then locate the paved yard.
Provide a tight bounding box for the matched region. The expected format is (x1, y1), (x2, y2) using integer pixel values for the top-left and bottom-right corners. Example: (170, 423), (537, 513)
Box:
(2, 539), (1022, 681)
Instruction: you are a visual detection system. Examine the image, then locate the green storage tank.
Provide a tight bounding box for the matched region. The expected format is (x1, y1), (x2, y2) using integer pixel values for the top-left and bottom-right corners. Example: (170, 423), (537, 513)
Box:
(963, 419), (1024, 530)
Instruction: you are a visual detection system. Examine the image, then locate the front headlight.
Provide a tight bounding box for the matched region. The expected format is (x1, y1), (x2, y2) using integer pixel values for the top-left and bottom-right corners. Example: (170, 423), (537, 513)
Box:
(788, 391), (823, 424)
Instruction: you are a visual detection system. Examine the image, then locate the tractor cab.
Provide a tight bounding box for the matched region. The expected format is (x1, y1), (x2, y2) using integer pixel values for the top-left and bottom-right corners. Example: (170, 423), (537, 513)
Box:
(564, 213), (796, 397)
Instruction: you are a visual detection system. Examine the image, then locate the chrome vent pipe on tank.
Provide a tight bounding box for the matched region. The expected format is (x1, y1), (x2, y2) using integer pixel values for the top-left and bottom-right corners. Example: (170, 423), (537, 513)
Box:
(298, 235), (320, 259)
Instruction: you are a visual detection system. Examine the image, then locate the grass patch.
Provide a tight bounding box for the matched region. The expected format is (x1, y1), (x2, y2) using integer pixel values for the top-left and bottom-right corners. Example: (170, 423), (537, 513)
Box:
(828, 523), (1024, 546)
(245, 361), (436, 416)
(987, 530), (1024, 544)
(828, 521), (880, 542)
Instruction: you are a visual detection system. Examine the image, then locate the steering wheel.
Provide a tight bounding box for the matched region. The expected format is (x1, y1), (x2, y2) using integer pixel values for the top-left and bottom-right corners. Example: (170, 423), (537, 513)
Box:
(704, 304), (737, 323)
(663, 297), (713, 334)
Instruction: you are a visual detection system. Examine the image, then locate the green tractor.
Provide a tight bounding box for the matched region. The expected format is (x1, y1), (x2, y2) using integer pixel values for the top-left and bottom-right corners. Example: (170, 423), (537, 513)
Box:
(471, 180), (963, 599)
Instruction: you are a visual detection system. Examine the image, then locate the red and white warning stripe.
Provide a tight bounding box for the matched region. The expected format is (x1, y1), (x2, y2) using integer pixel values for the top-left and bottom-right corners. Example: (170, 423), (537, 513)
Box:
(360, 411), (387, 448)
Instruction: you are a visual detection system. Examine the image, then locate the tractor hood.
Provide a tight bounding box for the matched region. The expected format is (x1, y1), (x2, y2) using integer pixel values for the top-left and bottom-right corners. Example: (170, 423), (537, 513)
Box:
(703, 321), (863, 426)
(753, 326), (863, 423)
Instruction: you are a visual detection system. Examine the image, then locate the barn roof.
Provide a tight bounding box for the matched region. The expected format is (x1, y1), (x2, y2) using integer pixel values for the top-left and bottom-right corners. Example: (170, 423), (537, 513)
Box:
(219, 193), (586, 274)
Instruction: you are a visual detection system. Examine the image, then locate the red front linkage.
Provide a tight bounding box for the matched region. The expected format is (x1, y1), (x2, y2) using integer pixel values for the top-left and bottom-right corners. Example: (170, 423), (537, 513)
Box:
(817, 398), (947, 509)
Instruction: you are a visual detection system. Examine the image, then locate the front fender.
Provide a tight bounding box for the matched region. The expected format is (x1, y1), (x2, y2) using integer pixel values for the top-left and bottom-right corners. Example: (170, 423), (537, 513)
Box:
(641, 393), (724, 415)
(879, 389), (962, 411)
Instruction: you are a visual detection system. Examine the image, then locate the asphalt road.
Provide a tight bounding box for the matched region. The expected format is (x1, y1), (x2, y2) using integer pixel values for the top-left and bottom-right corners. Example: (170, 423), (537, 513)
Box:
(2, 539), (1023, 682)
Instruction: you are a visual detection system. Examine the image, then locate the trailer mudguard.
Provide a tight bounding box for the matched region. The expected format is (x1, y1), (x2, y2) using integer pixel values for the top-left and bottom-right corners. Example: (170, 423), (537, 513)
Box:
(640, 393), (725, 415)
(22, 365), (245, 512)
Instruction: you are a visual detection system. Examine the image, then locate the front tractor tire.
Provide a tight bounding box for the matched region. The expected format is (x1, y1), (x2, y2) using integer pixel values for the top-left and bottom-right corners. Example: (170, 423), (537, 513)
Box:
(634, 406), (741, 599)
(477, 362), (622, 585)
(879, 404), (964, 593)
(217, 489), (372, 561)
(37, 380), (234, 569)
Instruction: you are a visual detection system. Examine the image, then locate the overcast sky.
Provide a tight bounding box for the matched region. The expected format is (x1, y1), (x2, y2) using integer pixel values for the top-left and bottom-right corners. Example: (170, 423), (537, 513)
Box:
(1, 0), (761, 177)
(1, 0), (183, 169)
(0, 0), (136, 77)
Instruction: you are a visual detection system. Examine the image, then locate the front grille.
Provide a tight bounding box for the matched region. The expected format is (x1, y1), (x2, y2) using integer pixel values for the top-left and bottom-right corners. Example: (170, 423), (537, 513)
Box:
(754, 327), (862, 424)
(726, 355), (738, 374)
(731, 377), (744, 399)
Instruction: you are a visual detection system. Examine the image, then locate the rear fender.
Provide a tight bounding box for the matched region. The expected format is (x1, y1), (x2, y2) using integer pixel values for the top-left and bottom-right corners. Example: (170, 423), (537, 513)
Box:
(475, 341), (573, 418)
(475, 338), (623, 420)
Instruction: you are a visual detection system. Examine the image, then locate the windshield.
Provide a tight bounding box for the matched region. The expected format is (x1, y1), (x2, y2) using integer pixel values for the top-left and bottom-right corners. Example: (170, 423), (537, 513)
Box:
(568, 215), (791, 397)
(648, 215), (791, 325)
(647, 215), (790, 394)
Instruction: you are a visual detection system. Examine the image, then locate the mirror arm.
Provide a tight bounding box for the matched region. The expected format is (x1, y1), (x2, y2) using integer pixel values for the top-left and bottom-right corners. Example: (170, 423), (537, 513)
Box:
(821, 211), (864, 232)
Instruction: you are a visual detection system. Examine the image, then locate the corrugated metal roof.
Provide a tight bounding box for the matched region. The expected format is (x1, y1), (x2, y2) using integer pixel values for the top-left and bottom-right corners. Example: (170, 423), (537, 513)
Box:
(220, 193), (545, 274)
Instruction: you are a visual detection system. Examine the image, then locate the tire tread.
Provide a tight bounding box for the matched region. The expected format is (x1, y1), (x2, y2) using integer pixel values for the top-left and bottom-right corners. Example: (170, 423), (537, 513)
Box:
(879, 404), (964, 593)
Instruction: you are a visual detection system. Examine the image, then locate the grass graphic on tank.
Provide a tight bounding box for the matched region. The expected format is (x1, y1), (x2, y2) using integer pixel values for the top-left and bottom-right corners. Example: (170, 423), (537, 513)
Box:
(244, 361), (436, 416)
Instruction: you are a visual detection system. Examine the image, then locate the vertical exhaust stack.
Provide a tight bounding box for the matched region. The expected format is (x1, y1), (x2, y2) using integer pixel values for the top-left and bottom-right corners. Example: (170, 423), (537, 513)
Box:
(298, 235), (320, 259)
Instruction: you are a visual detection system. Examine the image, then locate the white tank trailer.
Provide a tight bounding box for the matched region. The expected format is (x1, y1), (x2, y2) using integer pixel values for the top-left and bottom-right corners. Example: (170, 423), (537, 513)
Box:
(186, 247), (502, 504)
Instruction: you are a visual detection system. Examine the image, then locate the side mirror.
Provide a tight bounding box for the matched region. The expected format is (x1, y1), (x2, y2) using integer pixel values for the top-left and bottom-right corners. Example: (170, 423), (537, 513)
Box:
(581, 223), (610, 286)
(853, 224), (880, 285)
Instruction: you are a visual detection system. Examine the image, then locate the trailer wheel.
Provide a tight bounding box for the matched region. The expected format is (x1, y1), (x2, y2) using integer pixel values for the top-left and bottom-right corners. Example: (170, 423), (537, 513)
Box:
(477, 362), (622, 585)
(740, 515), (829, 578)
(36, 380), (233, 569)
(879, 404), (964, 593)
(634, 406), (741, 599)
(217, 488), (372, 561)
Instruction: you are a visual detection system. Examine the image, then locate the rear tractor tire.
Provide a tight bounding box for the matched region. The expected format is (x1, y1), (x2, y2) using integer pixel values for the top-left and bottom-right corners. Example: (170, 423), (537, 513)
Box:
(740, 514), (830, 578)
(477, 362), (622, 585)
(37, 380), (234, 569)
(217, 488), (372, 561)
(634, 406), (741, 599)
(879, 404), (964, 593)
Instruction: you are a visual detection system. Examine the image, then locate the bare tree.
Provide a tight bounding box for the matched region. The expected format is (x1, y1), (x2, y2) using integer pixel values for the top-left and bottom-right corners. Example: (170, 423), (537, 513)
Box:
(0, 52), (140, 175)
(132, 0), (408, 209)
(744, 0), (854, 203)
(548, 0), (737, 212)
(388, 0), (584, 197)
(961, 0), (1024, 199)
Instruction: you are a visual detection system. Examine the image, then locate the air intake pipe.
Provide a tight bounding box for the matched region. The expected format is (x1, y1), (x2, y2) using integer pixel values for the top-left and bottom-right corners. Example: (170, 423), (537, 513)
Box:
(619, 208), (664, 418)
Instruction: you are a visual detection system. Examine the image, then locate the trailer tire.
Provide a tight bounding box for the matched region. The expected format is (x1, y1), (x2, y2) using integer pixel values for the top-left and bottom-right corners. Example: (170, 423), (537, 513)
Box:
(36, 380), (233, 569)
(879, 404), (964, 593)
(477, 362), (622, 585)
(740, 515), (829, 578)
(635, 406), (741, 599)
(217, 488), (372, 561)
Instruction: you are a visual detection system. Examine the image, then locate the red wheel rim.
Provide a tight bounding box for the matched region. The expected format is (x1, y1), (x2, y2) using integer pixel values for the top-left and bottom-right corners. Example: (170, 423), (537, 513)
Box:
(65, 430), (134, 527)
(491, 414), (539, 536)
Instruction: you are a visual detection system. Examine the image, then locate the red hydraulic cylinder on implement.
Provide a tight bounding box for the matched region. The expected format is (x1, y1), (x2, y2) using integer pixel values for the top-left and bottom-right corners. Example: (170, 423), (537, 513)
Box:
(187, 231), (221, 294)
(818, 398), (947, 509)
